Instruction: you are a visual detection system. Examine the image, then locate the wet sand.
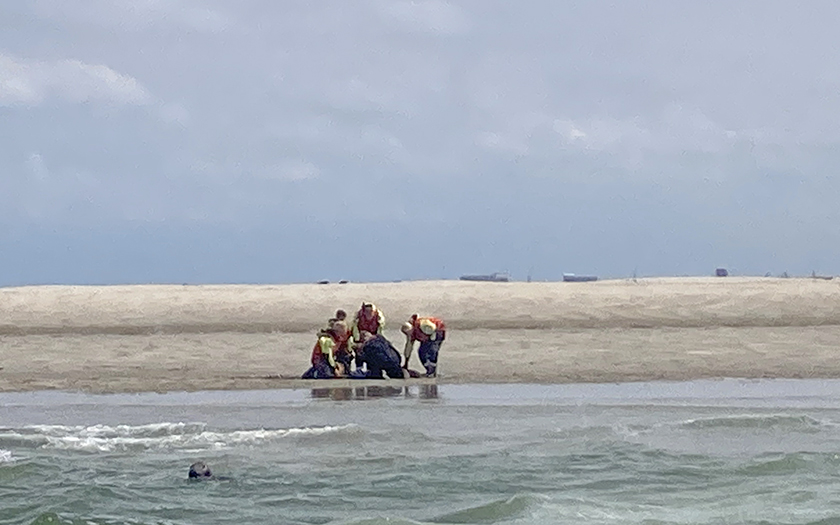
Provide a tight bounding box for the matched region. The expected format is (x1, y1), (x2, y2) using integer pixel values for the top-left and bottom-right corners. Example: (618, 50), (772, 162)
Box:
(1, 277), (839, 393)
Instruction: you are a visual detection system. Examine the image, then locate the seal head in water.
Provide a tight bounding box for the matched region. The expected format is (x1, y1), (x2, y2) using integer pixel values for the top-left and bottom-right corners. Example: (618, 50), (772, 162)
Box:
(188, 461), (213, 479)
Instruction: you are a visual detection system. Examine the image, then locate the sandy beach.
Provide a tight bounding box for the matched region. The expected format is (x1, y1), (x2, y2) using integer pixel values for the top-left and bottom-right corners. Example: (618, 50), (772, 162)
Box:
(2, 277), (840, 393)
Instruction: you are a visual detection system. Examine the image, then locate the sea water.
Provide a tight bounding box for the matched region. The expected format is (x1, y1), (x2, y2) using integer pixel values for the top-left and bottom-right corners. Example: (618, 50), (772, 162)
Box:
(3, 380), (840, 525)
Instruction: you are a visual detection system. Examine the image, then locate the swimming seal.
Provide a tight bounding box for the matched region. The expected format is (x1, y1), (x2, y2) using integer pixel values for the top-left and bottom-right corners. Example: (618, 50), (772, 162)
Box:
(188, 461), (213, 479)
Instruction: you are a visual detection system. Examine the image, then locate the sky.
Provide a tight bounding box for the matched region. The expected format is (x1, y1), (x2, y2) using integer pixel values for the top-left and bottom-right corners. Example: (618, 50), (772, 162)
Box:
(2, 1), (839, 285)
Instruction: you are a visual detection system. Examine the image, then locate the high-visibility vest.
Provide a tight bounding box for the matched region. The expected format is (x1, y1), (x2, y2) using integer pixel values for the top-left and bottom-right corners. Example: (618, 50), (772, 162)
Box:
(310, 333), (337, 365)
(412, 317), (445, 342)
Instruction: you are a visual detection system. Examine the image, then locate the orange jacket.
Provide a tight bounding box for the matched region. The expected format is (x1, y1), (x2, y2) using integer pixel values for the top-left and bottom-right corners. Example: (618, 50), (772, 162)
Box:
(410, 317), (446, 342)
(351, 305), (385, 341)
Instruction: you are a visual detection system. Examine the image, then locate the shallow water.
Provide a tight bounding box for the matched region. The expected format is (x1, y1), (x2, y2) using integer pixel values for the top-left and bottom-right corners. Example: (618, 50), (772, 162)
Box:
(4, 380), (840, 525)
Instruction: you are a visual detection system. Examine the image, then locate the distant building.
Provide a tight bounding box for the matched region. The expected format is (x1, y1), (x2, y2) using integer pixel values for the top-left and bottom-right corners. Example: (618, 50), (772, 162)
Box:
(562, 273), (598, 282)
(715, 268), (729, 277)
(460, 272), (510, 282)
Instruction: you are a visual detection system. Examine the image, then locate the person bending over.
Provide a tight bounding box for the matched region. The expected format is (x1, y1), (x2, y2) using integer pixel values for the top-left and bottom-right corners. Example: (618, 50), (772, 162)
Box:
(402, 315), (446, 377)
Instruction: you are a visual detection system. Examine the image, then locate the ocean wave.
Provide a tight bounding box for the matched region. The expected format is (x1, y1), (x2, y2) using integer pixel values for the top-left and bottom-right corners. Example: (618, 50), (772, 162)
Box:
(26, 421), (208, 438)
(28, 513), (80, 525)
(0, 449), (12, 463)
(334, 519), (424, 525)
(430, 494), (542, 524)
(27, 512), (141, 525)
(330, 495), (542, 525)
(734, 452), (829, 476)
(546, 425), (618, 440)
(804, 517), (840, 525)
(678, 414), (829, 432)
(0, 422), (358, 453)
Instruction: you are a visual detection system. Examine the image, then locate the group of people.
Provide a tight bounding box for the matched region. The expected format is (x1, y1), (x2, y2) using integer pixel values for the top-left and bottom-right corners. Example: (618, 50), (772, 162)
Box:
(301, 302), (446, 380)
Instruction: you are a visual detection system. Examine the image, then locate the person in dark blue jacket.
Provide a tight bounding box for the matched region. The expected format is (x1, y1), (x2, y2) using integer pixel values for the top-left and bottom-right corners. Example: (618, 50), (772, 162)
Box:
(350, 331), (408, 379)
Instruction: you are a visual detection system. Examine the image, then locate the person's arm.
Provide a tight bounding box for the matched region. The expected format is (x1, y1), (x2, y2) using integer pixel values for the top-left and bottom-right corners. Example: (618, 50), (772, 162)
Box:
(351, 316), (361, 342)
(320, 336), (337, 370)
(403, 334), (414, 368)
(377, 310), (385, 335)
(432, 319), (446, 341)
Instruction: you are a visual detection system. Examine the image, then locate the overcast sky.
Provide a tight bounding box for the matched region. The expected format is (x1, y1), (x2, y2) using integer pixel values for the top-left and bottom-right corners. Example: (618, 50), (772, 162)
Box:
(2, 1), (839, 285)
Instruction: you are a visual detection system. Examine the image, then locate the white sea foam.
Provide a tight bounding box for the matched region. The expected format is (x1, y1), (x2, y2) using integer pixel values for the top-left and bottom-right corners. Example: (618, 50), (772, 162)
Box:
(5, 422), (358, 453)
(677, 414), (831, 431)
(0, 449), (12, 463)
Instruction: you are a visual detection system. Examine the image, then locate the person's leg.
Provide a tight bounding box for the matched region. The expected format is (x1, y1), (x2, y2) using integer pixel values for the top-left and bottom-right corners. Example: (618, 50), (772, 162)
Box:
(382, 356), (406, 379)
(366, 363), (385, 378)
(314, 360), (335, 379)
(418, 340), (442, 377)
(364, 346), (388, 379)
(417, 341), (431, 375)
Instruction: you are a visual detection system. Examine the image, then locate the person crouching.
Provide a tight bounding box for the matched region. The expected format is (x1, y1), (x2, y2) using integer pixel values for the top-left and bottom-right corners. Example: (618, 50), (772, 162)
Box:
(350, 331), (407, 379)
(302, 320), (351, 379)
(402, 315), (446, 377)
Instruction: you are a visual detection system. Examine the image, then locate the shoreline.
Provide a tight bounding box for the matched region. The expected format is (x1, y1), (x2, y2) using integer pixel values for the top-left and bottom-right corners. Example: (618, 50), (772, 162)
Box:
(5, 378), (840, 406)
(2, 277), (840, 394)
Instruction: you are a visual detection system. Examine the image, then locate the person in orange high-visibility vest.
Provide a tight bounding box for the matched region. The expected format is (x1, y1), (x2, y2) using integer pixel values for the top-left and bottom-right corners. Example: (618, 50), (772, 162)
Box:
(349, 302), (384, 369)
(401, 315), (446, 377)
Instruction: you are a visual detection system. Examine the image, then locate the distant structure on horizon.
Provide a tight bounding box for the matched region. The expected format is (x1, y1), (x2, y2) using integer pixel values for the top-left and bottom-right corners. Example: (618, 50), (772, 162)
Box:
(562, 273), (598, 283)
(715, 268), (729, 277)
(460, 272), (510, 282)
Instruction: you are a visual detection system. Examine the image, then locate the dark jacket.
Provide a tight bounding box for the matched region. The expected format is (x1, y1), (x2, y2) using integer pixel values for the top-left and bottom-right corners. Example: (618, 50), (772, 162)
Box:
(358, 335), (405, 379)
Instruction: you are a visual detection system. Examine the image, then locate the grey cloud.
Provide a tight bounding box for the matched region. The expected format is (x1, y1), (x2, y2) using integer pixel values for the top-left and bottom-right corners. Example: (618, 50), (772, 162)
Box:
(2, 1), (840, 284)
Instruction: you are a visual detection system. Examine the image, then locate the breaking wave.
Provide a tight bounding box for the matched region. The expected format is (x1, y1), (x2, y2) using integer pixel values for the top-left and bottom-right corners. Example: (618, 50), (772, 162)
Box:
(0, 422), (358, 453)
(677, 414), (830, 432)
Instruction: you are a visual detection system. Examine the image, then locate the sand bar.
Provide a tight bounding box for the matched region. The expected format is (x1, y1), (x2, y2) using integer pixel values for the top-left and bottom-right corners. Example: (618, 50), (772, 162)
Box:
(1, 277), (840, 393)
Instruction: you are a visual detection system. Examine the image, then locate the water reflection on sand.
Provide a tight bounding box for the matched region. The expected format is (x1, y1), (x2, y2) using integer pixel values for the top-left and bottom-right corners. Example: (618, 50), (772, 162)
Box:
(310, 384), (439, 400)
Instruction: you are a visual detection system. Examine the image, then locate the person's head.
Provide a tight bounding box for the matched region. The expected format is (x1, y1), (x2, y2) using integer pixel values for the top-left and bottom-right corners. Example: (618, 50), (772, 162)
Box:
(359, 330), (375, 343)
(189, 461), (213, 479)
(419, 318), (437, 337)
(361, 302), (375, 317)
(335, 309), (347, 321)
(331, 320), (348, 338)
